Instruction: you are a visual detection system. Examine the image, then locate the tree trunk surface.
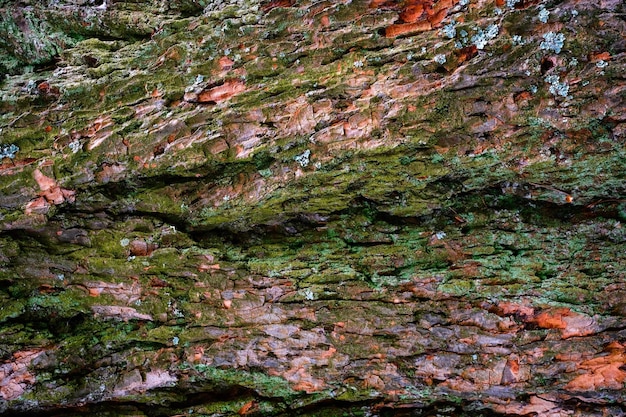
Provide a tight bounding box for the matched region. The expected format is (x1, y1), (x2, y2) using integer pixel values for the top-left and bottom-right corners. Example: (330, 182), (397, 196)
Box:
(1, 0), (625, 415)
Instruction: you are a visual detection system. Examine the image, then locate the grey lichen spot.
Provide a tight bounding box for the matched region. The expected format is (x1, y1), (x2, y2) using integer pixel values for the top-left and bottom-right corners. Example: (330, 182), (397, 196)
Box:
(471, 24), (499, 50)
(537, 8), (549, 23)
(540, 32), (565, 54)
(442, 21), (456, 39)
(0, 143), (19, 160)
(545, 75), (569, 97)
(68, 140), (82, 154)
(294, 149), (311, 167)
(302, 288), (315, 300)
(596, 60), (608, 68)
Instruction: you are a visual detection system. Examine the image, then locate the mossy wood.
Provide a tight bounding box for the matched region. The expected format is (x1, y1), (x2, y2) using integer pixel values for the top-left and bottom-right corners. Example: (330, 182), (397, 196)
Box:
(1, 0), (625, 416)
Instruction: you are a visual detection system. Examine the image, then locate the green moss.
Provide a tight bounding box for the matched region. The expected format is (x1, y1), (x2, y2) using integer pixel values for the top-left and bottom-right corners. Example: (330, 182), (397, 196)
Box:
(182, 363), (298, 400)
(0, 0), (624, 414)
(437, 278), (474, 296)
(26, 290), (90, 319)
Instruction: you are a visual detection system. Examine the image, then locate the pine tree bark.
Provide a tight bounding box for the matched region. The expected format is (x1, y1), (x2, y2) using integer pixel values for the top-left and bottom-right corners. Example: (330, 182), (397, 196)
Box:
(1, 0), (625, 415)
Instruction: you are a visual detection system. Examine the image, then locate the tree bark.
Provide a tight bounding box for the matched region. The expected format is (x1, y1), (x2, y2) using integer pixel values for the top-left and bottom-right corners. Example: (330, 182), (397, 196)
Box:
(1, 0), (626, 415)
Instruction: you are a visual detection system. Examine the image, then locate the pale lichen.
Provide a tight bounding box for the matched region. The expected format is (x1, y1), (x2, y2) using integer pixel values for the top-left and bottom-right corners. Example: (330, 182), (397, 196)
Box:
(540, 32), (565, 54)
(0, 143), (19, 159)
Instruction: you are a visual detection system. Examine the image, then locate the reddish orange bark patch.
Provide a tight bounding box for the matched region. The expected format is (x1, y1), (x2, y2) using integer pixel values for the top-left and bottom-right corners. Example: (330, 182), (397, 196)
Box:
(284, 365), (325, 393)
(96, 163), (126, 183)
(530, 308), (597, 339)
(493, 301), (535, 319)
(589, 51), (611, 62)
(385, 21), (433, 37)
(34, 168), (57, 191)
(292, 380), (324, 393)
(399, 3), (425, 23)
(88, 287), (102, 297)
(455, 45), (478, 64)
(238, 400), (258, 415)
(565, 342), (626, 391)
(197, 80), (246, 103)
(428, 7), (448, 27)
(514, 91), (533, 102)
(24, 196), (50, 215)
(368, 0), (393, 8)
(36, 81), (60, 98)
(380, 0), (459, 37)
(0, 157), (37, 174)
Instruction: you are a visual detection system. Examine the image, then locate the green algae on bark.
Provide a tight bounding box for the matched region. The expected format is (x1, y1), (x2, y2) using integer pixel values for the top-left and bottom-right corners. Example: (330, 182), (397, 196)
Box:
(1, 0), (626, 415)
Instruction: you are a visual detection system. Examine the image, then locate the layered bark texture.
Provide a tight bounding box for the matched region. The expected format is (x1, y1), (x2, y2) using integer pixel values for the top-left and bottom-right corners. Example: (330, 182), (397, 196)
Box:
(1, 0), (626, 415)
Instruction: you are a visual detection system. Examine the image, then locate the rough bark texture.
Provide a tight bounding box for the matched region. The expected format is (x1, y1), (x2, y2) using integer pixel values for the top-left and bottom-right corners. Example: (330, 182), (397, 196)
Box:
(1, 0), (625, 415)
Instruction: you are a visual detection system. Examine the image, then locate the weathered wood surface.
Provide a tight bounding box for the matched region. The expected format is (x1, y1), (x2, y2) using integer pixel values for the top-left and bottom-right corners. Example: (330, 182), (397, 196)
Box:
(1, 0), (625, 415)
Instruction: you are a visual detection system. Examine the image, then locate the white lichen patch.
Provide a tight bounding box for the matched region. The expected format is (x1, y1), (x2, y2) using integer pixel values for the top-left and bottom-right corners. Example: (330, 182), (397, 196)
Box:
(538, 8), (550, 23)
(545, 75), (569, 97)
(471, 24), (499, 50)
(540, 32), (565, 54)
(294, 149), (311, 167)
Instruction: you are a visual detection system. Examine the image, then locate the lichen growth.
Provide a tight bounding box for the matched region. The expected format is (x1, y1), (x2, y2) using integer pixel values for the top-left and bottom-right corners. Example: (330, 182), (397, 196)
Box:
(540, 31), (565, 54)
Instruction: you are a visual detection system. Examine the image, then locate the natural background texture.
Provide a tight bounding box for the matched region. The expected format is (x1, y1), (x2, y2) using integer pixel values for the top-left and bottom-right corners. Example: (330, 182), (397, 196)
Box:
(1, 0), (625, 415)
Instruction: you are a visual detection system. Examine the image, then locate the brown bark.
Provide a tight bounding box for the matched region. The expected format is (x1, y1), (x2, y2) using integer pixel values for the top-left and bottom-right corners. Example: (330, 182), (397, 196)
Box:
(0, 0), (625, 415)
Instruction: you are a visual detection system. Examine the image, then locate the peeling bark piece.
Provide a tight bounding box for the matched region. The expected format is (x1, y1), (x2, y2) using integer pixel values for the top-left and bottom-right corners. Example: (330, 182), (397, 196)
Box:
(588, 52), (611, 62)
(427, 7), (448, 26)
(91, 305), (153, 321)
(530, 308), (598, 339)
(492, 301), (535, 319)
(43, 186), (65, 204)
(385, 21), (432, 37)
(455, 45), (478, 64)
(27, 169), (76, 213)
(1, 0), (626, 415)
(368, 0), (395, 8)
(113, 368), (176, 396)
(386, 0), (457, 36)
(500, 356), (520, 385)
(60, 188), (76, 203)
(33, 169), (57, 192)
(565, 343), (626, 391)
(83, 281), (142, 303)
(24, 196), (50, 215)
(197, 80), (246, 103)
(96, 163), (126, 184)
(0, 350), (44, 400)
(496, 395), (569, 416)
(399, 3), (425, 23)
